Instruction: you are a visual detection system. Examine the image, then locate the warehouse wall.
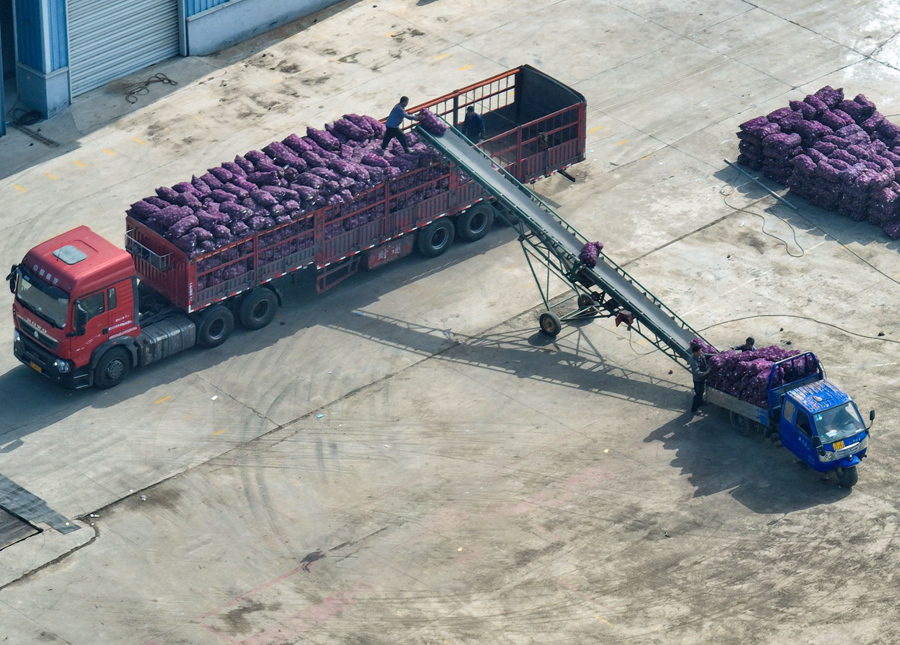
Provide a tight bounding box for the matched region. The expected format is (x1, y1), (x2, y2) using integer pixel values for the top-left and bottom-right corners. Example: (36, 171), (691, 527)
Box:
(14, 0), (69, 119)
(184, 0), (343, 56)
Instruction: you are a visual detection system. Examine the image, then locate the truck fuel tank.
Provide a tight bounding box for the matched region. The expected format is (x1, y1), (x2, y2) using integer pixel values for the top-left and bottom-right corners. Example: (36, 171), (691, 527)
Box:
(137, 315), (197, 366)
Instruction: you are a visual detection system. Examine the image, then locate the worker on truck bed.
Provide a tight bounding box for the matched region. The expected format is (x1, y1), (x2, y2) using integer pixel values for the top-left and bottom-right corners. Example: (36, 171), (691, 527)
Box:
(689, 343), (711, 414)
(462, 106), (485, 143)
(382, 96), (420, 154)
(733, 337), (756, 352)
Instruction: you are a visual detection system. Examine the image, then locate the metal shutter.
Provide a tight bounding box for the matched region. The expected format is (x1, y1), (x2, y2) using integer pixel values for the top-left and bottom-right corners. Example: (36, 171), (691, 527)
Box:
(68, 0), (180, 97)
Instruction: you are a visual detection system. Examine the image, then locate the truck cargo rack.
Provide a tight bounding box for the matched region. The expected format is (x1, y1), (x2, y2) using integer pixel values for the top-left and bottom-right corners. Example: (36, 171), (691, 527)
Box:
(126, 230), (171, 272)
(416, 121), (707, 366)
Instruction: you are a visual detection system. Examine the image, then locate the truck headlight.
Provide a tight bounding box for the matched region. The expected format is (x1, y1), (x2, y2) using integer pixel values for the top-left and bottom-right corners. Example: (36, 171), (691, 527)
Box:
(14, 330), (21, 344)
(53, 359), (71, 374)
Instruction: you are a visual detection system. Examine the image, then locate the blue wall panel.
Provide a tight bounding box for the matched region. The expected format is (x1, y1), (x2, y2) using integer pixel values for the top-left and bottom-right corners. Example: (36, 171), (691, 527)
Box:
(14, 0), (43, 71)
(47, 0), (68, 70)
(185, 0), (229, 18)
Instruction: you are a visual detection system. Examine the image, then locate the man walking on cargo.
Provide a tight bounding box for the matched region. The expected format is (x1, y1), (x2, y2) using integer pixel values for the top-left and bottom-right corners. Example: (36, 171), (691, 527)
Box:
(462, 106), (485, 143)
(382, 96), (419, 154)
(689, 343), (711, 414)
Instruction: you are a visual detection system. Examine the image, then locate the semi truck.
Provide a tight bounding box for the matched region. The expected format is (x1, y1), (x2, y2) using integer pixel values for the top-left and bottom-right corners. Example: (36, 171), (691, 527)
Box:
(6, 66), (586, 390)
(415, 118), (873, 487)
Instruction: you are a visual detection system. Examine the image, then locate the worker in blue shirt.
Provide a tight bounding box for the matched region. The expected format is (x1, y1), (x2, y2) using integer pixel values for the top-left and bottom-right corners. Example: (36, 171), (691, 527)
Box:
(733, 337), (756, 352)
(382, 96), (420, 153)
(462, 106), (485, 143)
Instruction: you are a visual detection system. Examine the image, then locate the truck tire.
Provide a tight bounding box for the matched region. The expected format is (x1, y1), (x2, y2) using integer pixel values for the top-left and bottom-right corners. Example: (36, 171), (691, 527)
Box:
(417, 218), (455, 258)
(837, 466), (858, 488)
(455, 204), (494, 242)
(94, 347), (131, 389)
(539, 311), (562, 337)
(198, 305), (234, 348)
(239, 288), (278, 330)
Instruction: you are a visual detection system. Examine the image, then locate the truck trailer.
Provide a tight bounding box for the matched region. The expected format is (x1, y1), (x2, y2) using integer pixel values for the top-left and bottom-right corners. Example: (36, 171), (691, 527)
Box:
(7, 66), (586, 390)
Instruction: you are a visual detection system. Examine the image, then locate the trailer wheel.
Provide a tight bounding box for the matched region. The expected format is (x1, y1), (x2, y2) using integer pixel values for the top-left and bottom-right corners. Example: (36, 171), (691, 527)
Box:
(94, 347), (131, 389)
(576, 294), (597, 316)
(455, 204), (494, 242)
(198, 305), (234, 348)
(239, 288), (278, 330)
(417, 218), (456, 257)
(837, 466), (858, 488)
(539, 311), (562, 337)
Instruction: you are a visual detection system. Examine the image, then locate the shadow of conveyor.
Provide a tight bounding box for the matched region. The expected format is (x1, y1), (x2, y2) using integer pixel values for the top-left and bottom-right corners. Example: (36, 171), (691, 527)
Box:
(330, 311), (852, 512)
(325, 310), (687, 410)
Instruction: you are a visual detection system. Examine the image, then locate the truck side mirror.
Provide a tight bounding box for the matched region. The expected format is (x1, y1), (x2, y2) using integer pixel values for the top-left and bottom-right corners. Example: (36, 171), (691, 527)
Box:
(869, 410), (875, 422)
(73, 302), (88, 337)
(5, 265), (16, 294)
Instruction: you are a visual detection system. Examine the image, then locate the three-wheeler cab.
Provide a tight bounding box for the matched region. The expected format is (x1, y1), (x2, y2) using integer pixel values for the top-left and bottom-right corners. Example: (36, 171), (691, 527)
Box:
(779, 380), (870, 487)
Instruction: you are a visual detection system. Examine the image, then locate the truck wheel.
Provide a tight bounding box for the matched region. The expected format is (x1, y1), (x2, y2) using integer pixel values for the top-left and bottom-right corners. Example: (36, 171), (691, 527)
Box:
(837, 466), (858, 488)
(239, 288), (278, 330)
(455, 204), (494, 242)
(539, 311), (562, 337)
(417, 218), (455, 257)
(198, 305), (234, 348)
(94, 347), (131, 389)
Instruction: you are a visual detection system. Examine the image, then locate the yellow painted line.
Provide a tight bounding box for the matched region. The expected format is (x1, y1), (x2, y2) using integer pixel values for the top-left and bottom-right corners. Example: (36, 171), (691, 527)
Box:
(273, 78), (280, 83)
(154, 395), (171, 404)
(192, 115), (202, 121)
(102, 148), (116, 156)
(384, 32), (393, 37)
(211, 429), (226, 436)
(44, 173), (57, 180)
(132, 136), (145, 144)
(642, 154), (655, 160)
(458, 64), (473, 71)
(433, 53), (449, 60)
(614, 139), (629, 146)
(587, 125), (603, 134)
(72, 160), (87, 167)
(13, 185), (26, 192)
(182, 412), (198, 421)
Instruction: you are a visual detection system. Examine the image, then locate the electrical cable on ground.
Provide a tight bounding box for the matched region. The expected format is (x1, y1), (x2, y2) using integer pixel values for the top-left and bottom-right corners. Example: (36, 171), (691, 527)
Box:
(699, 313), (900, 346)
(722, 165), (900, 289)
(124, 73), (178, 104)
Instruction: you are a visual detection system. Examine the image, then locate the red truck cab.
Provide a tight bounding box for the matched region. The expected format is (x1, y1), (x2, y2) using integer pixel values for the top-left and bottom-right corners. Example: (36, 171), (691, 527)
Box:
(9, 226), (138, 388)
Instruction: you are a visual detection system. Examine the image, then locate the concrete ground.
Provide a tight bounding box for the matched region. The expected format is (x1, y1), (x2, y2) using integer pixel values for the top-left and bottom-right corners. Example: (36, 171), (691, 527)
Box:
(2, 0), (900, 642)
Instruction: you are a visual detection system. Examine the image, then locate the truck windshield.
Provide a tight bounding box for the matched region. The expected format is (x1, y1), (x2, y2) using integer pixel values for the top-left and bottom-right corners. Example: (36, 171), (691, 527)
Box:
(16, 268), (70, 329)
(814, 403), (866, 444)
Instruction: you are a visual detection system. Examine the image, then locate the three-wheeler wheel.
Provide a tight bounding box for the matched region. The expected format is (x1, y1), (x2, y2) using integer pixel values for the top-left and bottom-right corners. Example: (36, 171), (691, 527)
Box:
(729, 411), (751, 437)
(836, 466), (858, 488)
(539, 311), (562, 336)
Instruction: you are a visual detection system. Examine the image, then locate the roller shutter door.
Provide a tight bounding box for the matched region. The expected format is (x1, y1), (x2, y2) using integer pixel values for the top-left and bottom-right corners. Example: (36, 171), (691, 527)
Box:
(68, 0), (180, 97)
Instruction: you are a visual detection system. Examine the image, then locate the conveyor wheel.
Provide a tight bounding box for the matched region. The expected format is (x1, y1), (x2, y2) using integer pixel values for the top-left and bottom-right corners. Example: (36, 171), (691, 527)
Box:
(539, 311), (562, 336)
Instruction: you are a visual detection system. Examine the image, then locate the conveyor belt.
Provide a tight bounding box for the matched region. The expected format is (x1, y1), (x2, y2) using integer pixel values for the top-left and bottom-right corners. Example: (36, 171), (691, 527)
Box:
(417, 123), (703, 361)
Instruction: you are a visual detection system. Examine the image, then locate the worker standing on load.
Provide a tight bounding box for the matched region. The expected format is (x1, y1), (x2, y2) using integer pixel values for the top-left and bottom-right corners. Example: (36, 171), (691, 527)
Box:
(462, 106), (485, 143)
(733, 337), (756, 352)
(689, 343), (711, 414)
(382, 96), (420, 154)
